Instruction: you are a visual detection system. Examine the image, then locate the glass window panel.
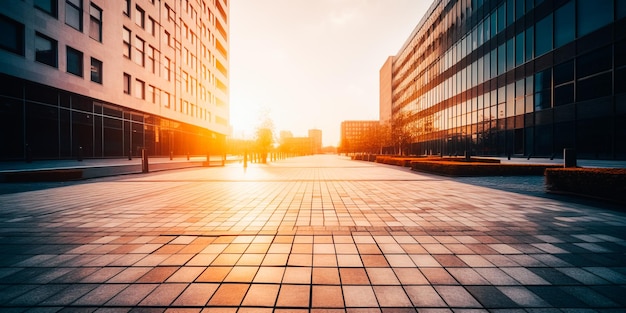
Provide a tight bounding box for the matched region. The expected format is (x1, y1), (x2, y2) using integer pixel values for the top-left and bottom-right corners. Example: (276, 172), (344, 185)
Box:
(577, 46), (612, 78)
(123, 73), (131, 94)
(534, 90), (551, 110)
(516, 0), (524, 19)
(498, 43), (506, 75)
(554, 83), (574, 106)
(507, 37), (515, 70)
(525, 25), (534, 61)
(554, 60), (574, 85)
(123, 28), (131, 58)
(90, 58), (102, 83)
(66, 46), (83, 77)
(525, 0), (534, 12)
(497, 4), (506, 33)
(34, 0), (57, 17)
(515, 32), (524, 65)
(135, 79), (145, 99)
(577, 72), (612, 101)
(490, 12), (497, 37)
(554, 1), (575, 48)
(535, 13), (553, 56)
(65, 0), (82, 31)
(577, 0), (613, 37)
(507, 0), (515, 26)
(618, 1), (626, 19)
(0, 16), (24, 55)
(616, 41), (626, 68)
(35, 32), (57, 67)
(490, 48), (498, 78)
(535, 68), (551, 92)
(89, 4), (102, 41)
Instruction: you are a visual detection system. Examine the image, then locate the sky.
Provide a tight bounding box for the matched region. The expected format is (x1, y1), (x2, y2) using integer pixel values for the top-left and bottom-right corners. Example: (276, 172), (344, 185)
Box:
(229, 0), (432, 147)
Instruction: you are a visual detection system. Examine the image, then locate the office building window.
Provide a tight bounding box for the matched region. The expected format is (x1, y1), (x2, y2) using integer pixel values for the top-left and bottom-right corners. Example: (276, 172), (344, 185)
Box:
(123, 27), (131, 58)
(0, 15), (24, 55)
(135, 79), (145, 99)
(90, 57), (102, 83)
(148, 17), (156, 36)
(147, 45), (155, 73)
(555, 1), (574, 48)
(133, 36), (144, 66)
(164, 56), (171, 81)
(577, 0), (613, 37)
(148, 85), (155, 103)
(35, 32), (57, 67)
(34, 0), (58, 17)
(89, 3), (102, 42)
(123, 73), (131, 94)
(123, 0), (130, 16)
(535, 13), (553, 56)
(65, 0), (82, 31)
(135, 5), (144, 28)
(66, 46), (83, 77)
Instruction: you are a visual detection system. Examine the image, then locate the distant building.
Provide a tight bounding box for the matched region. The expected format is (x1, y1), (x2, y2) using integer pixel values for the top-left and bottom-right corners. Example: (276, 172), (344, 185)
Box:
(0, 0), (230, 160)
(383, 0), (626, 159)
(379, 56), (393, 125)
(340, 120), (380, 154)
(308, 129), (322, 154)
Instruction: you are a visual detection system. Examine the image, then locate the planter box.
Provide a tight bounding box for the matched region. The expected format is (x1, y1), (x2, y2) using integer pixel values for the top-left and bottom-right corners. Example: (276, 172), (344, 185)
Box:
(545, 168), (626, 204)
(3, 169), (83, 182)
(410, 160), (560, 176)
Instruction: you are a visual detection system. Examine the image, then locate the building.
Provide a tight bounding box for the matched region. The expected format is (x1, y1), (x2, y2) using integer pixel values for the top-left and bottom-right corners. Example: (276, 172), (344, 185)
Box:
(0, 0), (229, 161)
(379, 56), (393, 125)
(384, 0), (626, 159)
(340, 120), (381, 154)
(308, 128), (322, 154)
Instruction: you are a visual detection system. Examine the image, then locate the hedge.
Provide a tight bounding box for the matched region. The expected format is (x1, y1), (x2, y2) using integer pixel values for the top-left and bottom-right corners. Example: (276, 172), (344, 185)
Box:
(545, 168), (626, 204)
(3, 169), (83, 182)
(410, 160), (561, 176)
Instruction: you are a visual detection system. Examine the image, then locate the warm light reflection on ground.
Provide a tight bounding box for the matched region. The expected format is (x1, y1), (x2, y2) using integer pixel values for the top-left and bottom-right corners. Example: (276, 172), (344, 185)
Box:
(0, 155), (625, 310)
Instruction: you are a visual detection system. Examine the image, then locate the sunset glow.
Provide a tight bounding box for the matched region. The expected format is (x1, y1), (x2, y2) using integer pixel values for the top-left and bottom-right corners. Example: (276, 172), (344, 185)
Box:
(229, 0), (431, 146)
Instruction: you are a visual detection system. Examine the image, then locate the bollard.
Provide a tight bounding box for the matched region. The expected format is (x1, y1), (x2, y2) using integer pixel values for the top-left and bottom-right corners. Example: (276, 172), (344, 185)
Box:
(128, 149), (132, 160)
(141, 148), (149, 173)
(78, 146), (83, 161)
(169, 150), (173, 160)
(564, 148), (577, 168)
(243, 152), (248, 168)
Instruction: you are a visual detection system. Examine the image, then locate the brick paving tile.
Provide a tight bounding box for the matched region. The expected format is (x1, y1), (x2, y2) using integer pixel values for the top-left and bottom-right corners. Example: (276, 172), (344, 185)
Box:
(403, 285), (447, 307)
(241, 283), (279, 307)
(207, 283), (249, 306)
(276, 284), (310, 307)
(342, 285), (379, 307)
(252, 266), (285, 283)
(373, 286), (412, 307)
(2, 155), (626, 312)
(283, 266), (312, 284)
(171, 283), (218, 306)
(366, 268), (401, 285)
(434, 286), (482, 308)
(139, 283), (188, 306)
(313, 267), (341, 285)
(195, 267), (232, 282)
(312, 285), (345, 308)
(72, 284), (129, 306)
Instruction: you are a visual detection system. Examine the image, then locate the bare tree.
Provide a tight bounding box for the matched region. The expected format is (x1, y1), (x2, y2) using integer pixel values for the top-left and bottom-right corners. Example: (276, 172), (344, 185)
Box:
(391, 111), (417, 156)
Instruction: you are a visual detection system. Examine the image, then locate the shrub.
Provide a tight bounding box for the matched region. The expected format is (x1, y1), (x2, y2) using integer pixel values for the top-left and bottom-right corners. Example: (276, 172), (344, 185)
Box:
(410, 160), (560, 176)
(545, 168), (626, 204)
(3, 169), (83, 182)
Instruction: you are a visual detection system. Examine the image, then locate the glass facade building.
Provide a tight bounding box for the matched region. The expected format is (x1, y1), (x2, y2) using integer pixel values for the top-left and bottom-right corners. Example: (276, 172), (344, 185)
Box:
(0, 0), (230, 161)
(388, 0), (626, 159)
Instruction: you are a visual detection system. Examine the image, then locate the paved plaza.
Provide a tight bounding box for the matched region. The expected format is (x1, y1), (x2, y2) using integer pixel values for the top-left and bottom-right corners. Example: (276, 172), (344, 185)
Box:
(0, 154), (625, 312)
